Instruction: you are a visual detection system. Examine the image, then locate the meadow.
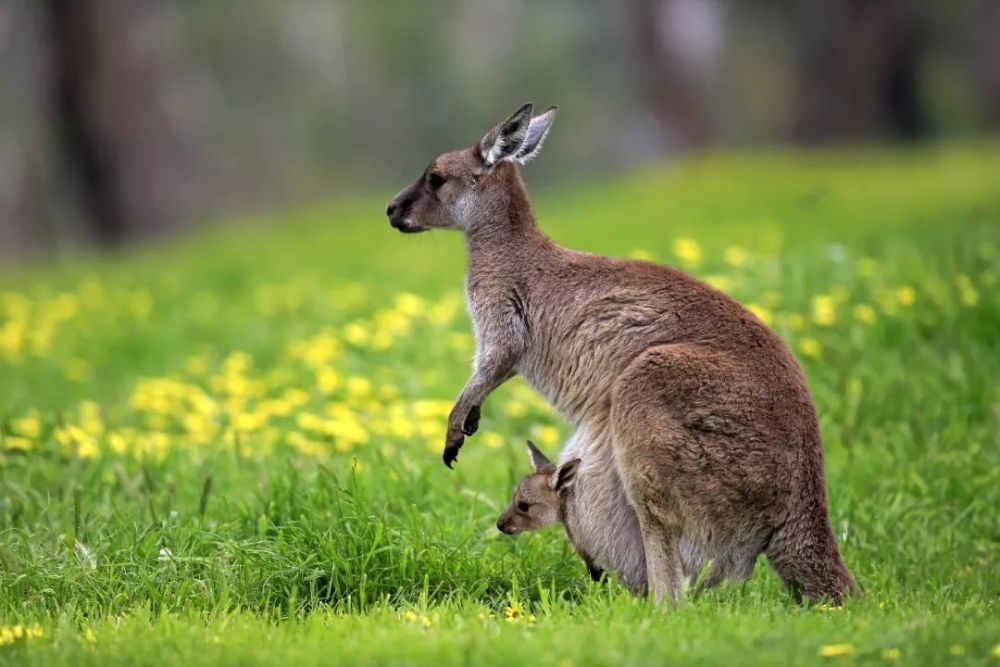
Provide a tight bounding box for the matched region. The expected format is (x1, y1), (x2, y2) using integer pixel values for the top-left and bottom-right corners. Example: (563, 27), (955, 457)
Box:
(1, 145), (998, 666)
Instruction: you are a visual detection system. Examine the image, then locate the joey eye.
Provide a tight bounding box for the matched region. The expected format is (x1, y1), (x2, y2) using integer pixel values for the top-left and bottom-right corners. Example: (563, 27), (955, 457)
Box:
(517, 501), (531, 513)
(427, 173), (446, 190)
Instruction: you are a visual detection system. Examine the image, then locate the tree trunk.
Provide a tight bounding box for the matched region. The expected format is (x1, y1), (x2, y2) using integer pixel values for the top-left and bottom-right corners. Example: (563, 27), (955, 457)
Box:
(42, 0), (188, 245)
(630, 0), (721, 152)
(792, 0), (926, 143)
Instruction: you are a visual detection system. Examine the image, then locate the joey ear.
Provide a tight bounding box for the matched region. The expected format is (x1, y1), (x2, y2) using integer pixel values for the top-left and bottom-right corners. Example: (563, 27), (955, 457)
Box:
(526, 439), (552, 472)
(551, 458), (581, 493)
(515, 106), (557, 164)
(479, 103), (533, 168)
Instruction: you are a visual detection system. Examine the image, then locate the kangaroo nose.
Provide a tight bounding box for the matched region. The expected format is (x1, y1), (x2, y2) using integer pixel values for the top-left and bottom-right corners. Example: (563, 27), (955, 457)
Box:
(386, 202), (397, 218)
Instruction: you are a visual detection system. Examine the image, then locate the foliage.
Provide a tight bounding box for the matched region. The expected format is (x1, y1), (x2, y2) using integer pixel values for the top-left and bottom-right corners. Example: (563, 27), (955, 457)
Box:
(1, 146), (998, 666)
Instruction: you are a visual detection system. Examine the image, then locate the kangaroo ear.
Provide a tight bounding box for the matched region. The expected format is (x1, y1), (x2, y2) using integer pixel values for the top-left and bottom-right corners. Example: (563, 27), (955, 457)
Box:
(551, 458), (581, 493)
(479, 103), (533, 168)
(525, 439), (552, 472)
(515, 106), (557, 165)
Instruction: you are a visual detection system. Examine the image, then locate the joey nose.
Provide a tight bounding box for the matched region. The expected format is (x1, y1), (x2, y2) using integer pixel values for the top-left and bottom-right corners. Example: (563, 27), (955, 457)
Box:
(386, 202), (397, 218)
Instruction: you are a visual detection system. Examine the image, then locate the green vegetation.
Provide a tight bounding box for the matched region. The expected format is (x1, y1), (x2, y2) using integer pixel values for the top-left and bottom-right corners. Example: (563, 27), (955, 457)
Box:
(1, 146), (998, 666)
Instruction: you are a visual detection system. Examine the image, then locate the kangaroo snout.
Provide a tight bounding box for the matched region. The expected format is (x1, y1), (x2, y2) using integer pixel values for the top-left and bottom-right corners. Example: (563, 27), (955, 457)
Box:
(496, 513), (515, 534)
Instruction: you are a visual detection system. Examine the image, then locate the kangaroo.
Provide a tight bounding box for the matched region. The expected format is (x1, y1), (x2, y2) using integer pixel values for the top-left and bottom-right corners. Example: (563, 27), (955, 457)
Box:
(386, 103), (856, 604)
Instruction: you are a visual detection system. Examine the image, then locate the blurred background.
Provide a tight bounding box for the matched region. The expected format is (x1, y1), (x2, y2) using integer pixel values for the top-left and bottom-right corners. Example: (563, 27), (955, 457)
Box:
(0, 0), (997, 256)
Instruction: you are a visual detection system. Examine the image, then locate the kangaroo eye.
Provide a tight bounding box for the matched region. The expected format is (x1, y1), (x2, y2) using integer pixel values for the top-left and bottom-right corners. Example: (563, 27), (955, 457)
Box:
(517, 501), (531, 513)
(427, 173), (446, 190)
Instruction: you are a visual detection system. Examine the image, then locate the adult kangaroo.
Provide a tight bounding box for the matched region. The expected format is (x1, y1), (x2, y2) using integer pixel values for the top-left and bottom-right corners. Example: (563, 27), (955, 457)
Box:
(385, 104), (856, 604)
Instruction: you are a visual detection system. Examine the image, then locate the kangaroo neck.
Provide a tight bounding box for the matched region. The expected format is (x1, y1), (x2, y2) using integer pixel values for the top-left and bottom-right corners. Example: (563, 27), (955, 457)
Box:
(464, 167), (547, 261)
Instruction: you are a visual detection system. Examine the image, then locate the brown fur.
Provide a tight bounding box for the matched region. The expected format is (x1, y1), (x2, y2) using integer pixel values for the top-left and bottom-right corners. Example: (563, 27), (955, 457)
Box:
(387, 104), (856, 604)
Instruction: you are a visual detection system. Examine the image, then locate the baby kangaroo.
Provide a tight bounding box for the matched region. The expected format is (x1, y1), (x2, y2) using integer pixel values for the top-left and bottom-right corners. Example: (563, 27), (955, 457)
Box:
(497, 440), (643, 591)
(499, 441), (714, 596)
(388, 103), (856, 604)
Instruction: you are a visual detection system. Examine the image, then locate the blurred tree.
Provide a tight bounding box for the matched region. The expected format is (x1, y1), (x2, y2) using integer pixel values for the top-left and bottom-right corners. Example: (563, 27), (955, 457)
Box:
(630, 0), (723, 151)
(792, 0), (927, 142)
(42, 0), (190, 244)
(973, 0), (1000, 127)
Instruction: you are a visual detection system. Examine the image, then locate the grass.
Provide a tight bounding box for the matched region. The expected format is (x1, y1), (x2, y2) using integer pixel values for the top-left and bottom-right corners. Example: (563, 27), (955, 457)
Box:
(1, 144), (998, 666)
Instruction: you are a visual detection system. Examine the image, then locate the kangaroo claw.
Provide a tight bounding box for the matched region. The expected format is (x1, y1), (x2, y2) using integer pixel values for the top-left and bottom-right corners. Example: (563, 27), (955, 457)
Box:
(443, 434), (464, 468)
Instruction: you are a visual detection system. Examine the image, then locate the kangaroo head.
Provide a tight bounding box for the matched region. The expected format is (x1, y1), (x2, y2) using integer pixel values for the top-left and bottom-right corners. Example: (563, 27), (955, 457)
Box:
(497, 440), (580, 535)
(386, 103), (557, 234)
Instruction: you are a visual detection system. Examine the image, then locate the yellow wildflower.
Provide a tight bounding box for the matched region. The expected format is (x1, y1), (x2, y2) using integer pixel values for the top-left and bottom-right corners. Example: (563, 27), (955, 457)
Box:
(344, 322), (371, 346)
(818, 643), (854, 658)
(723, 246), (747, 267)
(11, 411), (41, 438)
(853, 303), (877, 324)
(880, 648), (901, 662)
(991, 644), (1000, 658)
(82, 627), (97, 643)
(505, 601), (525, 623)
(395, 292), (425, 316)
(705, 275), (733, 292)
(317, 367), (342, 394)
(812, 295), (836, 327)
(799, 337), (822, 359)
(4, 436), (33, 452)
(956, 275), (979, 306)
(504, 400), (528, 418)
(672, 237), (702, 267)
(482, 432), (504, 449)
(896, 286), (915, 307)
(747, 303), (773, 326)
(536, 425), (560, 446)
(346, 376), (372, 398)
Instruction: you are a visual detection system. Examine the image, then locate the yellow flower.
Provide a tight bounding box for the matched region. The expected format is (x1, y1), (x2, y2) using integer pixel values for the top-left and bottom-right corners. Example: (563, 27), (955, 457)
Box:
(317, 367), (342, 394)
(482, 432), (504, 449)
(504, 400), (527, 418)
(956, 275), (979, 306)
(672, 237), (702, 267)
(705, 275), (733, 293)
(344, 322), (371, 346)
(505, 601), (525, 623)
(812, 295), (837, 327)
(723, 246), (747, 267)
(880, 648), (901, 661)
(536, 425), (560, 447)
(991, 644), (1000, 659)
(895, 286), (915, 307)
(11, 411), (41, 438)
(853, 303), (877, 324)
(4, 436), (33, 452)
(82, 627), (97, 643)
(799, 337), (822, 359)
(747, 303), (773, 326)
(346, 376), (372, 398)
(818, 643), (854, 658)
(395, 292), (425, 316)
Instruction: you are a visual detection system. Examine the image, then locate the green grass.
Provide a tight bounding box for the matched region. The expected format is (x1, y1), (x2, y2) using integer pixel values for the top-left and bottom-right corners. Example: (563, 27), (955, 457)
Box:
(1, 144), (999, 666)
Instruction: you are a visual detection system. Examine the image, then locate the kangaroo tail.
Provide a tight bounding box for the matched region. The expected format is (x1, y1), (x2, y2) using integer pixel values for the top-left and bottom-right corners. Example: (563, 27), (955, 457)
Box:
(766, 488), (857, 603)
